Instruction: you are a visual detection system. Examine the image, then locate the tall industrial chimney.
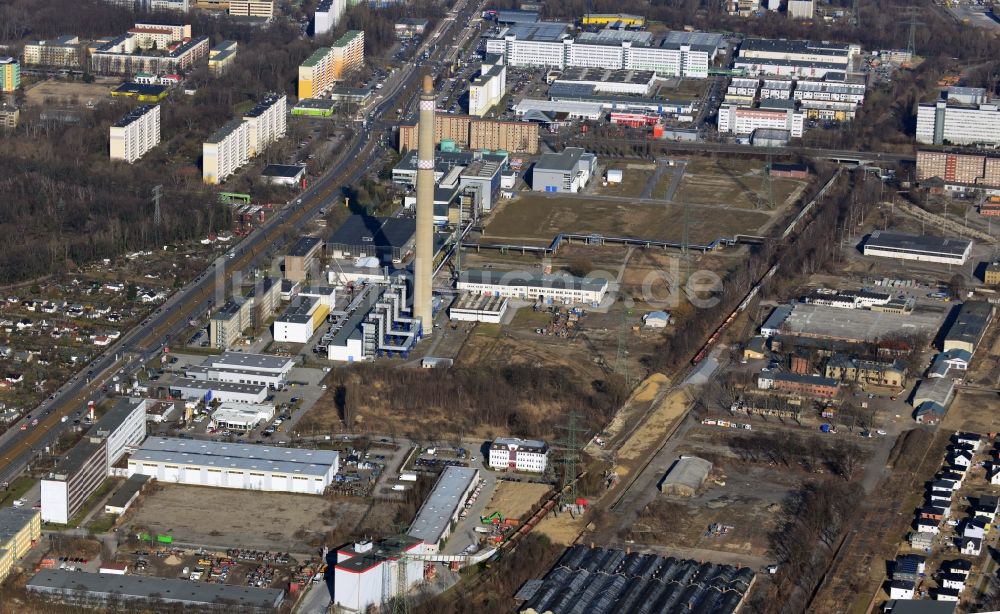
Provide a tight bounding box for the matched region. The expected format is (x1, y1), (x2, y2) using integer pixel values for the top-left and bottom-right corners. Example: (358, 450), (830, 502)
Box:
(413, 74), (435, 334)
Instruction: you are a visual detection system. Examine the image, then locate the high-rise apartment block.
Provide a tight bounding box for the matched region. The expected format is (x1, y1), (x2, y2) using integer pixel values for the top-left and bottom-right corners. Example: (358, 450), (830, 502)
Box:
(243, 94), (287, 157)
(0, 58), (20, 92)
(203, 119), (249, 185)
(332, 30), (364, 79)
(314, 0), (346, 36)
(110, 105), (161, 163)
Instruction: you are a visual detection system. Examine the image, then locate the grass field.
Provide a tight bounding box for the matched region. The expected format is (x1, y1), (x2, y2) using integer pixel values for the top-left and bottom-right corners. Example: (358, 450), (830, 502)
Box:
(483, 193), (772, 246)
(673, 157), (808, 209)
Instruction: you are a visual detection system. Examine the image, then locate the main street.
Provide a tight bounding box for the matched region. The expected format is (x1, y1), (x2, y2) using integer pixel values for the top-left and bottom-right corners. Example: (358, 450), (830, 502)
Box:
(0, 0), (485, 487)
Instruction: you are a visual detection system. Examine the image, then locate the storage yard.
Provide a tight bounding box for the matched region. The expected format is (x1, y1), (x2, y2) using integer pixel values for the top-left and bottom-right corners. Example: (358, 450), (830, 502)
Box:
(122, 484), (365, 552)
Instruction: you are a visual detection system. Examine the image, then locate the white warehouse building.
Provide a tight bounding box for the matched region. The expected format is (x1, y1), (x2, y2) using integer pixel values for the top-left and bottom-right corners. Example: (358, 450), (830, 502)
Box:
(185, 352), (296, 389)
(127, 437), (339, 494)
(210, 402), (275, 431)
(407, 466), (479, 554)
(489, 437), (549, 473)
(169, 378), (268, 404)
(863, 231), (972, 266)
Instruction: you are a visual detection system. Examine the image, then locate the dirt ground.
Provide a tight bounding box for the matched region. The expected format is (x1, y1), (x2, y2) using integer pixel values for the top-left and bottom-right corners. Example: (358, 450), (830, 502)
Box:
(124, 484), (365, 552)
(590, 166), (654, 198)
(534, 509), (588, 545)
(673, 157), (808, 210)
(614, 387), (691, 479)
(23, 79), (116, 107)
(624, 459), (794, 558)
(483, 193), (773, 247)
(943, 390), (1000, 433)
(483, 482), (552, 522)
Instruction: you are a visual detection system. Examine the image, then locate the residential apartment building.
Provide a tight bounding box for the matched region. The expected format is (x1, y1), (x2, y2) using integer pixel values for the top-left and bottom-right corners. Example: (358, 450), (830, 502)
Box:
(0, 508), (41, 583)
(23, 36), (82, 68)
(210, 298), (251, 348)
(315, 0), (347, 36)
(917, 149), (1000, 191)
(110, 104), (161, 163)
(0, 57), (19, 92)
(469, 63), (506, 117)
(299, 47), (335, 99)
(397, 114), (539, 153)
(985, 262), (1000, 284)
(284, 236), (323, 283)
(208, 40), (238, 75)
(717, 104), (805, 138)
(242, 93), (287, 157)
(228, 0), (274, 17)
(0, 104), (18, 129)
(91, 34), (209, 76)
(332, 30), (365, 80)
(203, 119), (249, 184)
(917, 100), (1000, 146)
(41, 440), (108, 524)
(489, 438), (549, 472)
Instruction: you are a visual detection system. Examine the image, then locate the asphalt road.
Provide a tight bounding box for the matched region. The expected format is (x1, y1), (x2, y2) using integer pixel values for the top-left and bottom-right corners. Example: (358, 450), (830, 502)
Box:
(0, 0), (485, 487)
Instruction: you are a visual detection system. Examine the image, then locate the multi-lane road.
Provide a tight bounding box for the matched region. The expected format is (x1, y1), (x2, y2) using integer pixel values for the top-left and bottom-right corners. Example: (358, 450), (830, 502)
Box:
(0, 0), (485, 487)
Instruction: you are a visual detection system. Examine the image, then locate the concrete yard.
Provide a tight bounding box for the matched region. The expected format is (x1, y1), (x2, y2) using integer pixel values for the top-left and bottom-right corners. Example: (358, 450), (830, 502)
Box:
(123, 484), (365, 552)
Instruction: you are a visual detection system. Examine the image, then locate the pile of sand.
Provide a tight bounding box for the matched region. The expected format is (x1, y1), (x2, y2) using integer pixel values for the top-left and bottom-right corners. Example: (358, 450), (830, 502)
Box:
(164, 555), (182, 566)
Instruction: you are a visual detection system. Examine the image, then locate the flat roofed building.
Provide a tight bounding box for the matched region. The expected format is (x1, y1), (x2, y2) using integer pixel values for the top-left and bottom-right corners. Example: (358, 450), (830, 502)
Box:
(916, 150), (1000, 191)
(104, 474), (150, 515)
(211, 402), (274, 431)
(209, 297), (250, 348)
(127, 436), (339, 494)
(299, 47), (335, 99)
(407, 466), (479, 553)
(328, 215), (415, 263)
(532, 147), (597, 193)
(23, 36), (82, 67)
(489, 437), (548, 472)
(397, 115), (538, 153)
(93, 397), (148, 469)
(760, 302), (942, 346)
(458, 269), (609, 304)
(284, 236), (323, 282)
(315, 0), (347, 36)
(331, 30), (364, 80)
(449, 293), (508, 323)
(917, 100), (1000, 146)
(169, 378), (268, 404)
(111, 82), (169, 102)
(110, 104), (160, 163)
(394, 18), (428, 37)
(469, 63), (507, 117)
(292, 98), (336, 118)
(0, 57), (19, 92)
(203, 119), (249, 184)
(27, 569), (284, 611)
(718, 104), (805, 138)
(0, 507), (41, 582)
(228, 0), (274, 17)
(242, 93), (286, 157)
(262, 163), (306, 186)
(863, 231), (973, 265)
(274, 295), (329, 344)
(333, 536), (426, 612)
(41, 439), (108, 524)
(943, 301), (994, 354)
(208, 40), (238, 75)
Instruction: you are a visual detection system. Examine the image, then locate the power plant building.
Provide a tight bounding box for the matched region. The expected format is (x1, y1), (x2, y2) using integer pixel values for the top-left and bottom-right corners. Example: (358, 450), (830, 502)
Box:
(333, 536), (427, 613)
(326, 279), (420, 361)
(531, 147), (597, 193)
(273, 295), (330, 344)
(109, 104), (161, 163)
(127, 437), (339, 494)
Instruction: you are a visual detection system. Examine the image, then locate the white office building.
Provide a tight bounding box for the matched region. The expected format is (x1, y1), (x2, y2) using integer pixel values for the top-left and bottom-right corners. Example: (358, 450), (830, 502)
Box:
(457, 269), (610, 305)
(315, 0), (346, 36)
(210, 402), (275, 431)
(333, 536), (427, 613)
(109, 104), (160, 163)
(917, 100), (1000, 146)
(242, 93), (286, 157)
(169, 378), (268, 404)
(718, 104), (805, 138)
(489, 438), (549, 472)
(128, 437), (338, 494)
(469, 63), (506, 117)
(203, 119), (249, 185)
(185, 352), (295, 389)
